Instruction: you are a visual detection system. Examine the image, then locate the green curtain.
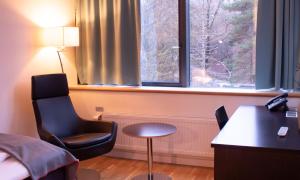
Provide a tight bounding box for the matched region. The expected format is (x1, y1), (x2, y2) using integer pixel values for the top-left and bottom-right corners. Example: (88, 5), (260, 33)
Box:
(76, 0), (141, 85)
(256, 0), (300, 90)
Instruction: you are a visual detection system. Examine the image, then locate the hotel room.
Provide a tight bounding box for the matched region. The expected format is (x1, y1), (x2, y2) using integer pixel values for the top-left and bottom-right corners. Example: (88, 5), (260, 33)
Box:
(1, 0), (300, 179)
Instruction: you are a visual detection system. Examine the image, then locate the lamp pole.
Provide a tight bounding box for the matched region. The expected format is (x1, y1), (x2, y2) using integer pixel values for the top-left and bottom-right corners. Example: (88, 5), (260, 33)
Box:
(57, 50), (64, 73)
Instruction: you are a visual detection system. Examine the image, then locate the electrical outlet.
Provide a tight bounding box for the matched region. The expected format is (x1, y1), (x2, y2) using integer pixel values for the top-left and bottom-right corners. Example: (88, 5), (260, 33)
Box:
(95, 106), (104, 112)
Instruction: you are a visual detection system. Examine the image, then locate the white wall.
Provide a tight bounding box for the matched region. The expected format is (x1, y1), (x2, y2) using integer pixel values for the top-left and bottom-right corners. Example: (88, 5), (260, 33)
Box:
(0, 0), (76, 136)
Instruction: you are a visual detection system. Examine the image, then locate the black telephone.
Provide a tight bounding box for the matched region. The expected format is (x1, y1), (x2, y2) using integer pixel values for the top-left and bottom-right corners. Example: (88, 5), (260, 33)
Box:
(265, 93), (288, 111)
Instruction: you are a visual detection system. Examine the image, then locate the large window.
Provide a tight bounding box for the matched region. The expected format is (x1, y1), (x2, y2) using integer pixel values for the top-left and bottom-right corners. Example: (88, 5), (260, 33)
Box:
(141, 0), (257, 88)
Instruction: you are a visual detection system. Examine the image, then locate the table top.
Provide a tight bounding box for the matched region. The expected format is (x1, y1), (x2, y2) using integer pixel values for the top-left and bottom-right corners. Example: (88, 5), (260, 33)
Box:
(211, 105), (300, 151)
(123, 122), (177, 138)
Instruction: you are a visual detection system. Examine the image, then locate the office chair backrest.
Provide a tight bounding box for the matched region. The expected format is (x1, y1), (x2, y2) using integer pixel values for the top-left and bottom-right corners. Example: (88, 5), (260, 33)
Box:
(32, 74), (81, 138)
(215, 106), (229, 130)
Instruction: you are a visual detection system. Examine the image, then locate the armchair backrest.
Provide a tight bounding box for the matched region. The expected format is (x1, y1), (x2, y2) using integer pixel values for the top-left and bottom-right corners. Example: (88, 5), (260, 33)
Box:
(32, 74), (81, 138)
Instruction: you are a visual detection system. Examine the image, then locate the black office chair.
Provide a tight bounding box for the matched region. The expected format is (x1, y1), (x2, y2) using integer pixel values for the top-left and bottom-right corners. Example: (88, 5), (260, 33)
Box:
(31, 73), (117, 161)
(215, 105), (229, 130)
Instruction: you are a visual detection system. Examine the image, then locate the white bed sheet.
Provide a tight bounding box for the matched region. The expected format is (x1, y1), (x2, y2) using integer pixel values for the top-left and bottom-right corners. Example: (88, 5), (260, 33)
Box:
(0, 151), (9, 162)
(0, 150), (29, 180)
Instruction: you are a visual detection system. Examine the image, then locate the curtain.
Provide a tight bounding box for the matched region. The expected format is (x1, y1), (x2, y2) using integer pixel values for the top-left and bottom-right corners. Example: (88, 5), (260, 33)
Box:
(76, 0), (141, 85)
(256, 0), (300, 90)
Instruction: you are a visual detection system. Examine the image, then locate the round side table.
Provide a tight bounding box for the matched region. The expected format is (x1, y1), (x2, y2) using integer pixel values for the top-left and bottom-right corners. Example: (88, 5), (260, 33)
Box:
(123, 122), (177, 180)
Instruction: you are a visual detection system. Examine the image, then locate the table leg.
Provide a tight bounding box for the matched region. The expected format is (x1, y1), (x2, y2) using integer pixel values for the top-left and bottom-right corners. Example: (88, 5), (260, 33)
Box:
(132, 138), (171, 180)
(147, 138), (153, 180)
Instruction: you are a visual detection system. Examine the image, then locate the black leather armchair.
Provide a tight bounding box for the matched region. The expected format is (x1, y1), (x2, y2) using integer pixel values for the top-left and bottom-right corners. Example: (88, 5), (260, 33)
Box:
(31, 73), (117, 161)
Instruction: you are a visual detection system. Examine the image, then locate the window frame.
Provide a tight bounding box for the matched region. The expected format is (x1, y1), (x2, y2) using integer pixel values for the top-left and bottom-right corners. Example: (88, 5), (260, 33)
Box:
(141, 0), (190, 87)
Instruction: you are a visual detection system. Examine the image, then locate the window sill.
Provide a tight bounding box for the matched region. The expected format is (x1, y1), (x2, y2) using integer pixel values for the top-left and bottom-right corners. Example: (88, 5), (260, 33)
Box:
(69, 85), (300, 97)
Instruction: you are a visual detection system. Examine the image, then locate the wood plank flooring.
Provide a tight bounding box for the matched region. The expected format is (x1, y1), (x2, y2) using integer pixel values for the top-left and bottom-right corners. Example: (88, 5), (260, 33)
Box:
(79, 156), (214, 180)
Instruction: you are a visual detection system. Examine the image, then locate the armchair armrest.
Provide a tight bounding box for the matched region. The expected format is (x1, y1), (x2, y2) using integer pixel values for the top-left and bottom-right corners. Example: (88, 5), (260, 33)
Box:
(37, 127), (66, 148)
(78, 119), (117, 134)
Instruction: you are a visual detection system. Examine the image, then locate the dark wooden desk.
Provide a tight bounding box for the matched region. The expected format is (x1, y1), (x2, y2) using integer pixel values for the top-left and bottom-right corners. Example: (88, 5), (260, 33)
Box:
(211, 105), (300, 180)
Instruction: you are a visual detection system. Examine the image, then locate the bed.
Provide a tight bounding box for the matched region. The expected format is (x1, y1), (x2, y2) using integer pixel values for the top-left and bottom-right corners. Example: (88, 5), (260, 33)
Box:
(0, 133), (78, 180)
(0, 150), (29, 179)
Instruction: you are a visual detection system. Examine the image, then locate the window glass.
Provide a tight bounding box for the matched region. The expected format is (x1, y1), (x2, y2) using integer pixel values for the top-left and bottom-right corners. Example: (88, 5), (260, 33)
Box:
(190, 0), (257, 88)
(140, 0), (179, 83)
(140, 0), (257, 88)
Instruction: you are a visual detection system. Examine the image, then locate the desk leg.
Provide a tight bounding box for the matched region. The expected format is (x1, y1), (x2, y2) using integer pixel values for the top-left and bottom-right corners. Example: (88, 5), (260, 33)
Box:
(147, 138), (153, 179)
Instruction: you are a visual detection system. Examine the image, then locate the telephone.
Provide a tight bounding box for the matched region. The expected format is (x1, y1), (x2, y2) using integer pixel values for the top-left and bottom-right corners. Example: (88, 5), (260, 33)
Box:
(265, 93), (288, 111)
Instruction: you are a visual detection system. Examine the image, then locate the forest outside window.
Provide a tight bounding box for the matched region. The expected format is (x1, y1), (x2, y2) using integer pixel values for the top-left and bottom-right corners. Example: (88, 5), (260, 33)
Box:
(140, 0), (258, 88)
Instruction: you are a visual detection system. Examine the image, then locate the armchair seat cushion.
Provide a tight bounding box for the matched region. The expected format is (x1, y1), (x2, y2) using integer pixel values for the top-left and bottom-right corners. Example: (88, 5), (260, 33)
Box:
(62, 133), (111, 149)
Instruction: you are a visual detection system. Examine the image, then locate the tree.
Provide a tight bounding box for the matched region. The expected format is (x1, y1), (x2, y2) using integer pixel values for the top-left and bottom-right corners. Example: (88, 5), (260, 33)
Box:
(140, 0), (179, 82)
(190, 0), (256, 87)
(222, 0), (256, 85)
(190, 0), (230, 87)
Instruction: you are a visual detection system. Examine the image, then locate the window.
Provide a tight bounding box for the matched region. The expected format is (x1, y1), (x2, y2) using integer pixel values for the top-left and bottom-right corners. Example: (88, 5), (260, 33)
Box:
(140, 0), (257, 88)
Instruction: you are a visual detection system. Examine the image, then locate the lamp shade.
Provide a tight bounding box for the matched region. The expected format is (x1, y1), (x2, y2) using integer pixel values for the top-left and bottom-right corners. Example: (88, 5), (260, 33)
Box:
(44, 27), (79, 48)
(63, 27), (79, 47)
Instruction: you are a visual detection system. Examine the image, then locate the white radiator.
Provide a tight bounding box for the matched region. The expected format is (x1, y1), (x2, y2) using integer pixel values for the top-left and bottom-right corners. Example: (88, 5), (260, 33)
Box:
(103, 113), (219, 167)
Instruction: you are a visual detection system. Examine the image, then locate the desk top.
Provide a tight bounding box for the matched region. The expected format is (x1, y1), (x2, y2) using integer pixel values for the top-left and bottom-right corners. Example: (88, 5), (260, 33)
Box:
(211, 105), (300, 151)
(123, 123), (176, 138)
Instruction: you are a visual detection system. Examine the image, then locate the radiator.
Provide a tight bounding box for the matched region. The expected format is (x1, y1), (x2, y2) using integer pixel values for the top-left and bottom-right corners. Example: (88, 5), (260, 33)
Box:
(103, 113), (218, 167)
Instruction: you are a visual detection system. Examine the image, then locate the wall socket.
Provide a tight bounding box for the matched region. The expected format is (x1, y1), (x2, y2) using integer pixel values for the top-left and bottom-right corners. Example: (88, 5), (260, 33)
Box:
(95, 106), (104, 112)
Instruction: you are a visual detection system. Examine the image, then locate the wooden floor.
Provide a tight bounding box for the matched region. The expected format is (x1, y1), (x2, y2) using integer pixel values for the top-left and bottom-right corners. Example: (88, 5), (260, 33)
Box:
(79, 156), (214, 180)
